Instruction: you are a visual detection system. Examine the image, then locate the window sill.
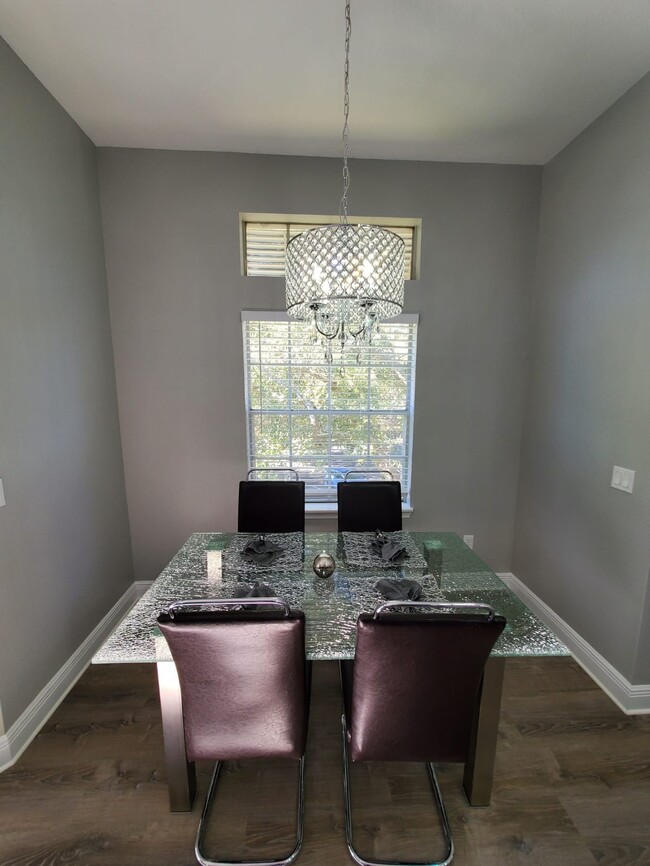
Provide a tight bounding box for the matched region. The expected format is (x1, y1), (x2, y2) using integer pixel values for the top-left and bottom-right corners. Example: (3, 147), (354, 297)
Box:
(305, 503), (414, 520)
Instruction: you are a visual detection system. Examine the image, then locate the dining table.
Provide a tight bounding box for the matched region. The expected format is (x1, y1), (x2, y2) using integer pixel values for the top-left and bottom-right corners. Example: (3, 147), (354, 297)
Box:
(92, 530), (568, 812)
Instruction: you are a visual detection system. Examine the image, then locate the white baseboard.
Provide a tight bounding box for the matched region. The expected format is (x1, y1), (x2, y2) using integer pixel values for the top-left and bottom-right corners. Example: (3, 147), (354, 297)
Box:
(0, 583), (140, 773)
(497, 572), (650, 715)
(0, 726), (9, 771)
(134, 580), (153, 598)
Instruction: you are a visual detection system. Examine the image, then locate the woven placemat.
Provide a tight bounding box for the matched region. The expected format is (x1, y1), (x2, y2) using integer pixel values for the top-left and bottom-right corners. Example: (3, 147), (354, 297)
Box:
(342, 531), (427, 569)
(222, 532), (305, 574)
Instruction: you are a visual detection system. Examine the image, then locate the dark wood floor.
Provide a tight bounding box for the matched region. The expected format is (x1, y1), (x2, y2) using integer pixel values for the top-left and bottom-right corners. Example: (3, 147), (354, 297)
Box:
(0, 657), (648, 866)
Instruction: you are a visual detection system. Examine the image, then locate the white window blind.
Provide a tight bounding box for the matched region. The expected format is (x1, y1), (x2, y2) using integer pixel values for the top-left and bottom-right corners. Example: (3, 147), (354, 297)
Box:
(244, 220), (416, 280)
(242, 312), (418, 504)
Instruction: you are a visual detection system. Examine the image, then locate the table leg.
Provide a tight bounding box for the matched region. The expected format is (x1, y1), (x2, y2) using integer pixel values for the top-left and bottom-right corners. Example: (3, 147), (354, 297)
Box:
(462, 656), (505, 806)
(157, 661), (196, 812)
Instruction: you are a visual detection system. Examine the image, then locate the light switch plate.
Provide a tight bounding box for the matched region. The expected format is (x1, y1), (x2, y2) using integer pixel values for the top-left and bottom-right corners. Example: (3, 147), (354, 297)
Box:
(0, 479), (5, 507)
(463, 534), (474, 549)
(611, 466), (635, 493)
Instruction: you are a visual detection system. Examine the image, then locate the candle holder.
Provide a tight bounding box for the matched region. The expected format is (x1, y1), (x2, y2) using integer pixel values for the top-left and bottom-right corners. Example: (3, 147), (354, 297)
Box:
(424, 540), (443, 584)
(206, 539), (228, 581)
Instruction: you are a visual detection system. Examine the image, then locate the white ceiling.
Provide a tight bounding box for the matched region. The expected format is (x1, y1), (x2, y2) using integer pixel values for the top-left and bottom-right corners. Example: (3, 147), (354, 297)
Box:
(1, 0), (650, 165)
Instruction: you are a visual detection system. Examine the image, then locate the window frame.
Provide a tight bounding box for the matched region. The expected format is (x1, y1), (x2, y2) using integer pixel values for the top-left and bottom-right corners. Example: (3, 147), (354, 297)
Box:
(240, 212), (422, 281)
(241, 310), (418, 516)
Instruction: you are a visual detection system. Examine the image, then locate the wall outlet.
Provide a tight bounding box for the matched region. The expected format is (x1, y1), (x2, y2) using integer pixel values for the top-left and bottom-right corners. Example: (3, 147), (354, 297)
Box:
(611, 466), (635, 494)
(463, 534), (474, 549)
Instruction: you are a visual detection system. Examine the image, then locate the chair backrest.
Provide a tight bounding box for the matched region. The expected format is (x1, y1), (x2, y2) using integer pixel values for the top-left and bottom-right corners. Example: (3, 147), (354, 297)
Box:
(237, 480), (305, 533)
(337, 480), (403, 532)
(157, 601), (307, 762)
(347, 605), (506, 763)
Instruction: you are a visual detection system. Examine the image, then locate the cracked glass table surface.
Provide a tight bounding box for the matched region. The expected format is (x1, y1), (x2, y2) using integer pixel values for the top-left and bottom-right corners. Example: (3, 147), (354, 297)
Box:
(93, 531), (568, 664)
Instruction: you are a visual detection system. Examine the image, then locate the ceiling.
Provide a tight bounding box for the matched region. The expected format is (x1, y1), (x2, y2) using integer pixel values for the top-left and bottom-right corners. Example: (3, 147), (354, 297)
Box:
(1, 0), (650, 165)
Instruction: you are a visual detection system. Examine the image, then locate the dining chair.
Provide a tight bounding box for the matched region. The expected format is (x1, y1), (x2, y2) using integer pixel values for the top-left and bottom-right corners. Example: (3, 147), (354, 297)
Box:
(340, 601), (506, 866)
(337, 470), (402, 532)
(238, 469), (305, 534)
(157, 598), (310, 866)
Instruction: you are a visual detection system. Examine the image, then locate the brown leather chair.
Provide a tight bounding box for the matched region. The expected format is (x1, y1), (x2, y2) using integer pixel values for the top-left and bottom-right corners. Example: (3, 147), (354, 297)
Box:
(340, 601), (507, 866)
(337, 480), (403, 532)
(238, 480), (306, 533)
(158, 598), (309, 866)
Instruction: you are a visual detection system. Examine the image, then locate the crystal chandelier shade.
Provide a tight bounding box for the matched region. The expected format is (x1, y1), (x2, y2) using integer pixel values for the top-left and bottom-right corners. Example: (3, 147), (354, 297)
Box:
(284, 0), (405, 359)
(285, 223), (405, 342)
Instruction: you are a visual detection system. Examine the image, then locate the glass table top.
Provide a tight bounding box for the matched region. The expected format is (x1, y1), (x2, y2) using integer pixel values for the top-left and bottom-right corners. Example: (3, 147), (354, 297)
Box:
(92, 531), (568, 664)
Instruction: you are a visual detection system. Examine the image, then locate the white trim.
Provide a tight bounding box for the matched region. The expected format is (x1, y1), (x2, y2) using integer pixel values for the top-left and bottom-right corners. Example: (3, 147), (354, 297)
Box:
(241, 310), (420, 324)
(0, 583), (140, 773)
(403, 323), (418, 505)
(134, 580), (153, 598)
(305, 502), (414, 519)
(240, 211), (421, 229)
(0, 727), (9, 771)
(239, 213), (422, 281)
(497, 572), (650, 715)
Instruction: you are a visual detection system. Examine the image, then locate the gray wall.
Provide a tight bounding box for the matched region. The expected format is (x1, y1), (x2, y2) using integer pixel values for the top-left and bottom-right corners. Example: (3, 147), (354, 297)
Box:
(98, 148), (541, 583)
(513, 72), (650, 685)
(0, 38), (133, 729)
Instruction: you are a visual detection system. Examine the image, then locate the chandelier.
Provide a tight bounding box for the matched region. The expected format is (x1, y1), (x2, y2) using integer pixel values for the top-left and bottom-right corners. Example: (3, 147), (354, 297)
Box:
(285, 0), (405, 362)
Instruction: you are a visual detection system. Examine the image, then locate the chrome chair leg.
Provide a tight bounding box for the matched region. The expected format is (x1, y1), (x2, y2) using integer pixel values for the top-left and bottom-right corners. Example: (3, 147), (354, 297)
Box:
(195, 755), (305, 866)
(425, 763), (454, 866)
(341, 714), (454, 866)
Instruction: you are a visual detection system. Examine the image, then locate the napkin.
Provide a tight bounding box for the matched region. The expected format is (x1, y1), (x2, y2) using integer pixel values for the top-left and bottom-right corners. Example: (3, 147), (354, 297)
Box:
(376, 577), (423, 601)
(241, 534), (283, 566)
(371, 530), (409, 563)
(233, 581), (276, 599)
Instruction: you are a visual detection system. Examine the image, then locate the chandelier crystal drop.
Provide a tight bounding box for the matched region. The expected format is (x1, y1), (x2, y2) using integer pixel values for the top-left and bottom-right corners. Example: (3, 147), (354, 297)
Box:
(284, 0), (405, 362)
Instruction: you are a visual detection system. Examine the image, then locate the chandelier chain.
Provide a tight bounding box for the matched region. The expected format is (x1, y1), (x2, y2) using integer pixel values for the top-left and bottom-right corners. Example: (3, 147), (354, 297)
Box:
(284, 0), (405, 363)
(339, 0), (352, 225)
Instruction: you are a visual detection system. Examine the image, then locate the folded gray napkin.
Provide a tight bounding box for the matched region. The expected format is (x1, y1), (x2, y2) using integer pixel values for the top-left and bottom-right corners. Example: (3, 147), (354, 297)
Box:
(233, 581), (276, 598)
(241, 534), (283, 565)
(371, 531), (409, 563)
(376, 577), (423, 601)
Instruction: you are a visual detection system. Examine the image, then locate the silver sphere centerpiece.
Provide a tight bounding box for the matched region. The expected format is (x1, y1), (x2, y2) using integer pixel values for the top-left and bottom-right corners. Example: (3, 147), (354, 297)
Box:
(312, 552), (336, 579)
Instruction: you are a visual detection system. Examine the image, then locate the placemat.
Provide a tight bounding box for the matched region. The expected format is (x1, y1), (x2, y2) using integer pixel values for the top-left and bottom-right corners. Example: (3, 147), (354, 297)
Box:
(342, 530), (427, 569)
(222, 531), (305, 574)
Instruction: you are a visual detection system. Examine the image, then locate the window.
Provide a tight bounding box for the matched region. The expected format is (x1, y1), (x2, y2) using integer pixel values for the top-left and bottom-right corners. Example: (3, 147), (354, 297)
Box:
(241, 213), (420, 281)
(242, 312), (418, 505)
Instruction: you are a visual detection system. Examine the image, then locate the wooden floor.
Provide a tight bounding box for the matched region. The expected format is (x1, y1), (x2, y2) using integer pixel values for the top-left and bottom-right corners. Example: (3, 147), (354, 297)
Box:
(0, 657), (649, 866)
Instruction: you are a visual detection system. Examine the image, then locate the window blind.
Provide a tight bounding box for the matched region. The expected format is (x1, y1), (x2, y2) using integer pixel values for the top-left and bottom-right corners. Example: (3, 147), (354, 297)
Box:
(242, 313), (418, 504)
(244, 220), (416, 281)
